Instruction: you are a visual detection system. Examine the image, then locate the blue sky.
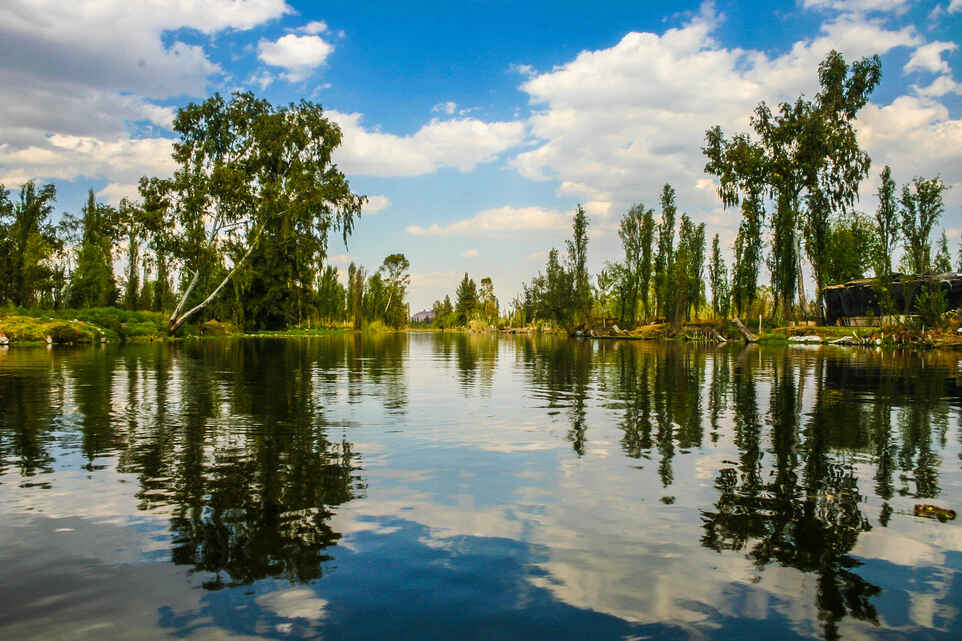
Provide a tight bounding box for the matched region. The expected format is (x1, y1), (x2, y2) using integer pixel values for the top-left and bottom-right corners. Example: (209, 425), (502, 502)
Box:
(1, 0), (961, 311)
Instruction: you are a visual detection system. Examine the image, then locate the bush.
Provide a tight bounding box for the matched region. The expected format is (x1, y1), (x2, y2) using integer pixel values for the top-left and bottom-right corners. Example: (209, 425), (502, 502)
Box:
(915, 280), (948, 330)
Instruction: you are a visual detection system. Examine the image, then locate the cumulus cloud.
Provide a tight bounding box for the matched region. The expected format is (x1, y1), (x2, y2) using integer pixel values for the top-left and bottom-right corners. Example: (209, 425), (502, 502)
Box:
(904, 41), (958, 74)
(0, 0), (289, 190)
(258, 34), (334, 82)
(950, 0), (962, 13)
(510, 2), (924, 230)
(406, 206), (568, 237)
(328, 112), (526, 177)
(362, 194), (391, 215)
(0, 135), (176, 189)
(298, 20), (328, 35)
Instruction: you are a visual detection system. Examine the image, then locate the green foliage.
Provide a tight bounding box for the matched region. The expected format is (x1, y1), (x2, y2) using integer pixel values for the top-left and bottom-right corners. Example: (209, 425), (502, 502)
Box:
(615, 203), (654, 326)
(147, 91), (365, 332)
(731, 194), (763, 315)
(900, 176), (947, 274)
(708, 234), (730, 318)
(705, 50), (881, 319)
(873, 165), (899, 276)
(915, 280), (948, 329)
(0, 181), (63, 308)
(654, 184), (677, 320)
(934, 230), (952, 274)
(379, 253), (411, 328)
(455, 273), (478, 324)
(69, 189), (118, 308)
(566, 204), (591, 323)
(824, 212), (874, 285)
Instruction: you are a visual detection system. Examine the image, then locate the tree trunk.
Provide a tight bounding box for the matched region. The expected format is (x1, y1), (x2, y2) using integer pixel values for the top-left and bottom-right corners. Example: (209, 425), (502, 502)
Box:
(732, 317), (759, 343)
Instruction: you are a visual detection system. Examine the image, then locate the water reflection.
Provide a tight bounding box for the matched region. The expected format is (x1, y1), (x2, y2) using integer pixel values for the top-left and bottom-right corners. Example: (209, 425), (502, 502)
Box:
(0, 337), (960, 640)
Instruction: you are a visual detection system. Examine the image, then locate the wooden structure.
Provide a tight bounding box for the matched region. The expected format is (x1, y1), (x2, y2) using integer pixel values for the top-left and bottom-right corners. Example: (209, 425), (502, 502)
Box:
(822, 273), (962, 325)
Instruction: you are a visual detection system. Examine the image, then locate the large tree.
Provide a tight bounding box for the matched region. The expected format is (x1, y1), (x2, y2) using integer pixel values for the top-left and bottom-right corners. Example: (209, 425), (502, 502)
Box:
(705, 50), (881, 319)
(873, 165), (899, 276)
(708, 233), (729, 319)
(379, 253), (411, 328)
(566, 204), (591, 324)
(900, 176), (947, 274)
(1, 181), (62, 307)
(69, 189), (118, 308)
(145, 91), (365, 333)
(654, 184), (677, 320)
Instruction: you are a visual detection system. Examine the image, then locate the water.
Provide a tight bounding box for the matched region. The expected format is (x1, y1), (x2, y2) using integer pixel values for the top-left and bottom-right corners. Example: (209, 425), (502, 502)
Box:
(0, 334), (960, 641)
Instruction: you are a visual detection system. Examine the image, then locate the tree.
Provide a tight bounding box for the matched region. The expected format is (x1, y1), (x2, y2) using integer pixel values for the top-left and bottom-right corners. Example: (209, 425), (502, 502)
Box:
(654, 185), (677, 320)
(347, 262), (365, 329)
(900, 177), (947, 274)
(825, 212), (874, 285)
(731, 193), (763, 315)
(148, 91), (365, 333)
(934, 231), (952, 273)
(69, 189), (118, 308)
(455, 273), (478, 324)
(708, 233), (729, 318)
(566, 204), (591, 324)
(705, 50), (882, 319)
(873, 165), (899, 276)
(1, 181), (62, 307)
(478, 277), (498, 323)
(316, 264), (346, 322)
(118, 199), (142, 310)
(616, 204), (654, 326)
(379, 253), (411, 328)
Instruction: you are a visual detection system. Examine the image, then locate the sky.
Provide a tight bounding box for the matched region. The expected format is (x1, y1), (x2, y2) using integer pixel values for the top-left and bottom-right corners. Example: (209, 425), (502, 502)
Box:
(1, 0), (961, 312)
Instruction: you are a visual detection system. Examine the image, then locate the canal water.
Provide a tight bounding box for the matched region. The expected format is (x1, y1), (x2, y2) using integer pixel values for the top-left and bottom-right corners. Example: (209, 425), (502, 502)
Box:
(0, 334), (960, 640)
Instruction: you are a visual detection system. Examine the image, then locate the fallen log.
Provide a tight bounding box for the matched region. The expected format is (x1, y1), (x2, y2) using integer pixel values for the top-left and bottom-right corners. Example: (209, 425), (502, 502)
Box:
(732, 318), (758, 343)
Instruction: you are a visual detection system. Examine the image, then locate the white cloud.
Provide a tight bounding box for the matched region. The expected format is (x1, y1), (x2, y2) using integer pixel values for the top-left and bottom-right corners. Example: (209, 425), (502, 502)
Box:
(258, 34), (333, 82)
(802, 0), (912, 14)
(511, 2), (921, 228)
(950, 0), (962, 13)
(0, 0), (289, 189)
(913, 75), (962, 97)
(328, 112), (526, 177)
(406, 206), (568, 237)
(509, 63), (537, 77)
(362, 194), (391, 215)
(905, 41), (958, 74)
(96, 183), (141, 206)
(0, 135), (176, 189)
(298, 20), (328, 35)
(248, 70), (275, 90)
(461, 249), (480, 258)
(432, 101), (458, 115)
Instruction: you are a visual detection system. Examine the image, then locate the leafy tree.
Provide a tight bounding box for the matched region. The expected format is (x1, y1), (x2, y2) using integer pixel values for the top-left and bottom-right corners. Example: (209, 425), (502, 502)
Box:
(705, 50), (881, 319)
(539, 248), (575, 330)
(379, 253), (411, 328)
(616, 203), (654, 326)
(69, 189), (118, 308)
(708, 233), (729, 318)
(654, 184), (677, 320)
(119, 199), (142, 310)
(730, 194), (763, 315)
(900, 176), (947, 274)
(934, 231), (952, 273)
(566, 204), (591, 324)
(363, 272), (387, 323)
(478, 277), (498, 323)
(2, 181), (62, 307)
(148, 91), (365, 333)
(825, 212), (874, 285)
(347, 262), (365, 329)
(455, 273), (478, 324)
(316, 264), (346, 322)
(873, 165), (899, 276)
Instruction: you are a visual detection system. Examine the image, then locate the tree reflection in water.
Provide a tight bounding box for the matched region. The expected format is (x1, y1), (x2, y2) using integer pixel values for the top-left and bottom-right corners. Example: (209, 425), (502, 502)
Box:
(0, 338), (959, 639)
